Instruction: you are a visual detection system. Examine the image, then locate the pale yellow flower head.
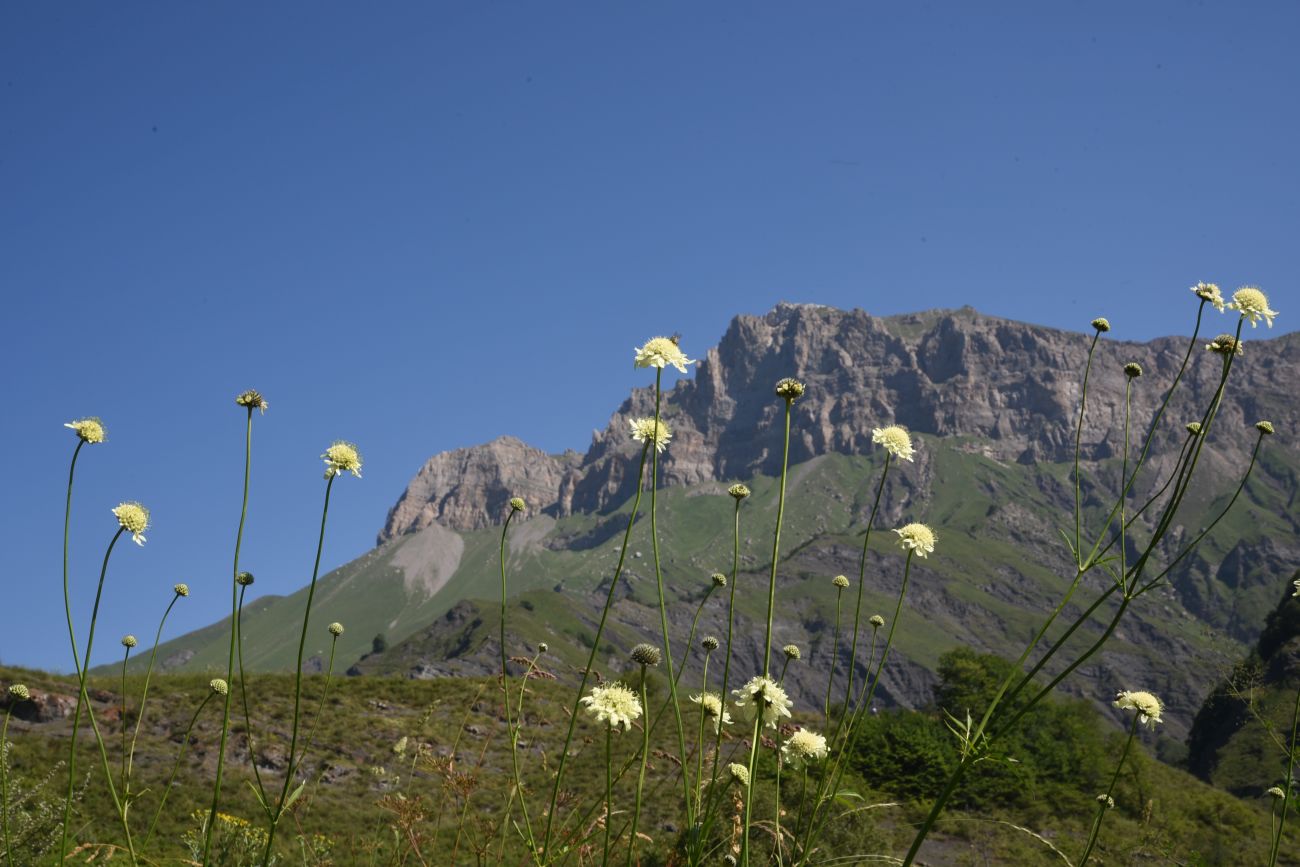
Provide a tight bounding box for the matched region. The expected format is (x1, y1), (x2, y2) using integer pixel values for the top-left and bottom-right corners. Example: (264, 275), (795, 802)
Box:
(869, 614), (886, 628)
(7, 684), (30, 701)
(727, 762), (751, 787)
(894, 523), (936, 558)
(1206, 333), (1243, 356)
(872, 425), (915, 461)
(121, 634), (137, 649)
(580, 683), (642, 731)
(174, 583), (190, 597)
(728, 483), (751, 500)
(1256, 421), (1275, 436)
(1091, 317), (1111, 333)
(832, 574), (850, 589)
(112, 502), (150, 546)
(322, 441), (363, 479)
(1097, 793), (1115, 809)
(509, 497), (526, 513)
(711, 572), (728, 588)
(328, 622), (345, 637)
(775, 377), (805, 400)
(782, 644), (801, 661)
(781, 728), (829, 768)
(732, 675), (792, 729)
(235, 390), (269, 414)
(1185, 422), (1202, 436)
(701, 635), (720, 651)
(629, 417), (671, 453)
(1114, 690), (1163, 728)
(690, 691), (733, 733)
(210, 678), (229, 696)
(1293, 578), (1299, 598)
(1123, 362), (1143, 379)
(1268, 786), (1286, 799)
(1191, 282), (1226, 312)
(65, 417), (106, 444)
(1228, 286), (1278, 328)
(634, 336), (695, 373)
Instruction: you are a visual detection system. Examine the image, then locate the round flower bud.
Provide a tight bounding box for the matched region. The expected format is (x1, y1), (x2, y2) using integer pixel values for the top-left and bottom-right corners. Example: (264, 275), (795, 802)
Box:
(1268, 786), (1286, 799)
(724, 856), (738, 867)
(701, 636), (720, 651)
(1097, 793), (1115, 809)
(209, 679), (229, 696)
(832, 575), (850, 589)
(727, 763), (751, 787)
(1091, 317), (1111, 333)
(65, 417), (106, 444)
(328, 622), (345, 637)
(782, 644), (801, 661)
(7, 684), (30, 701)
(1123, 362), (1143, 379)
(1206, 333), (1244, 356)
(173, 583), (190, 597)
(869, 615), (886, 628)
(711, 572), (727, 588)
(1256, 420), (1275, 436)
(234, 390), (269, 414)
(1185, 422), (1202, 436)
(236, 572), (255, 586)
(727, 483), (751, 500)
(538, 642), (548, 654)
(774, 377), (805, 400)
(120, 635), (137, 649)
(630, 643), (662, 667)
(509, 497), (526, 513)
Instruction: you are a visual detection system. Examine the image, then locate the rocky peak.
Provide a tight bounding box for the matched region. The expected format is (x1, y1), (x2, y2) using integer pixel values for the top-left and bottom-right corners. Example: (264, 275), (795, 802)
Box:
(382, 304), (1299, 537)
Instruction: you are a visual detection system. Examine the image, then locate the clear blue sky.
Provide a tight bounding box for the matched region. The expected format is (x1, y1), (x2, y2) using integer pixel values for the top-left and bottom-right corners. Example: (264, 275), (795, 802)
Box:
(2, 2), (1294, 671)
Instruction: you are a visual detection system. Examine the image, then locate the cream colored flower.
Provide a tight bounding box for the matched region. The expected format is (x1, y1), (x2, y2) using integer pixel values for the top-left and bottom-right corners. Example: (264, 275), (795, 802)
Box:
(711, 572), (728, 587)
(65, 417), (106, 444)
(210, 679), (229, 696)
(322, 441), (363, 479)
(7, 684), (29, 701)
(1114, 690), (1163, 728)
(894, 523), (936, 558)
(629, 417), (671, 453)
(634, 336), (695, 373)
(1091, 317), (1111, 333)
(1256, 421), (1275, 436)
(690, 692), (733, 733)
(235, 390), (269, 414)
(781, 728), (829, 768)
(580, 683), (642, 732)
(1291, 578), (1299, 598)
(174, 583), (190, 597)
(727, 763), (750, 787)
(1190, 282), (1226, 312)
(782, 644), (801, 661)
(775, 377), (805, 400)
(872, 425), (915, 461)
(728, 483), (751, 500)
(1228, 286), (1278, 328)
(732, 675), (792, 729)
(1185, 422), (1202, 436)
(112, 502), (150, 546)
(832, 575), (850, 589)
(1097, 793), (1115, 808)
(869, 614), (886, 628)
(1268, 786), (1286, 799)
(701, 636), (720, 651)
(509, 497), (526, 512)
(328, 622), (345, 637)
(1206, 333), (1243, 356)
(121, 635), (137, 649)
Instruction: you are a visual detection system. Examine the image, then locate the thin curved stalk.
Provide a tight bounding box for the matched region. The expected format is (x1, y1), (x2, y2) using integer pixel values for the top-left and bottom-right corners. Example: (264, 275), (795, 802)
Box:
(259, 473), (335, 864)
(841, 454), (891, 733)
(825, 588), (843, 730)
(1074, 331), (1101, 561)
(1078, 714), (1139, 866)
(123, 592), (181, 810)
(203, 405), (255, 864)
(2, 707), (15, 867)
(498, 509), (537, 858)
(603, 728), (614, 867)
(627, 666), (650, 867)
(1268, 680), (1300, 866)
(235, 585), (270, 816)
(297, 634), (340, 766)
(539, 443), (650, 862)
(58, 438), (86, 861)
(143, 692), (215, 847)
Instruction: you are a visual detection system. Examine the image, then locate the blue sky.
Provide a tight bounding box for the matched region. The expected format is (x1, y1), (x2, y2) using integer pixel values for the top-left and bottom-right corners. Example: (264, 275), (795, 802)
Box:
(2, 2), (1295, 671)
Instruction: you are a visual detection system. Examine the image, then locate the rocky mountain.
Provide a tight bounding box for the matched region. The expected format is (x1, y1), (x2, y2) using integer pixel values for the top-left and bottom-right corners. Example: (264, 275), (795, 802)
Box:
(120, 302), (1300, 743)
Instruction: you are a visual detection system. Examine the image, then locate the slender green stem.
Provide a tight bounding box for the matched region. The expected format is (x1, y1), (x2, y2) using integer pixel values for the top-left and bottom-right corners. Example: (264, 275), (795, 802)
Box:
(1074, 332), (1101, 561)
(1118, 377), (1133, 594)
(2, 708), (15, 867)
(143, 692), (215, 847)
(740, 713), (763, 867)
(627, 666), (650, 867)
(539, 443), (650, 862)
(841, 454), (891, 731)
(119, 646), (131, 791)
(825, 589), (843, 730)
(603, 727), (614, 867)
(123, 592), (181, 812)
(203, 406), (255, 865)
(498, 509), (537, 859)
(773, 753), (784, 866)
(260, 473), (335, 864)
(1077, 713), (1140, 866)
(694, 653), (711, 820)
(1269, 680), (1300, 867)
(676, 587), (715, 682)
(235, 585), (270, 816)
(648, 367), (693, 831)
(58, 438), (86, 862)
(297, 635), (340, 765)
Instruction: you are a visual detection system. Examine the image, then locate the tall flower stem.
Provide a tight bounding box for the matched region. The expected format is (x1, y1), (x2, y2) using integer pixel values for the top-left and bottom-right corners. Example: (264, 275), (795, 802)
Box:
(203, 405), (255, 864)
(824, 586), (844, 730)
(119, 645), (132, 789)
(540, 444), (651, 862)
(143, 692), (215, 847)
(603, 728), (614, 867)
(123, 590), (182, 815)
(842, 453), (891, 722)
(1077, 713), (1140, 866)
(498, 508), (537, 859)
(1073, 331), (1101, 559)
(235, 585), (270, 815)
(627, 664), (650, 867)
(648, 367), (693, 830)
(259, 474), (335, 865)
(57, 439), (86, 861)
(1268, 682), (1300, 867)
(2, 704), (17, 867)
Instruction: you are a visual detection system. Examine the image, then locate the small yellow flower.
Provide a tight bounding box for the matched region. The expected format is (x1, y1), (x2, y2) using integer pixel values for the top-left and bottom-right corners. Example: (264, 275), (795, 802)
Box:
(711, 572), (728, 587)
(112, 502), (150, 546)
(728, 483), (751, 500)
(1228, 286), (1278, 328)
(580, 683), (643, 731)
(832, 574), (850, 589)
(538, 642), (548, 653)
(1293, 578), (1299, 598)
(328, 622), (345, 637)
(775, 377), (805, 400)
(872, 425), (915, 461)
(1268, 786), (1286, 799)
(894, 523), (936, 558)
(782, 644), (801, 661)
(1206, 333), (1243, 356)
(1091, 317), (1111, 333)
(781, 728), (829, 768)
(727, 763), (751, 787)
(1097, 793), (1115, 809)
(1185, 422), (1202, 436)
(690, 692), (733, 733)
(732, 675), (792, 729)
(210, 678), (229, 696)
(509, 497), (526, 513)
(1256, 420), (1275, 436)
(1190, 282), (1226, 312)
(65, 417), (106, 444)
(121, 634), (137, 649)
(322, 441), (363, 479)
(870, 614), (886, 628)
(1114, 690), (1163, 728)
(7, 684), (30, 701)
(634, 336), (695, 373)
(629, 418), (671, 453)
(174, 583), (190, 597)
(235, 390), (269, 414)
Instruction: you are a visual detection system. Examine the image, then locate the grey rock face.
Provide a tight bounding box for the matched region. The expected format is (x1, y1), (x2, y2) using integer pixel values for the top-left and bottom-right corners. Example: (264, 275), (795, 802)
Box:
(382, 303), (1298, 537)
